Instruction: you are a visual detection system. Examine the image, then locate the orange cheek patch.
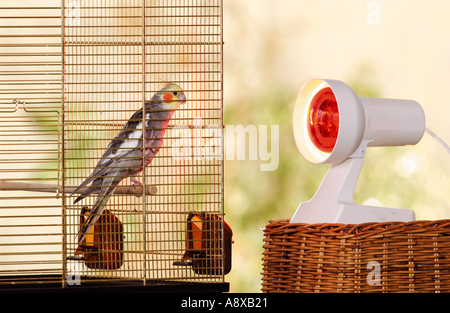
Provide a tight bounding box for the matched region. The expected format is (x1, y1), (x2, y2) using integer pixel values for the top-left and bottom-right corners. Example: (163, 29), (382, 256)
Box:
(163, 93), (174, 104)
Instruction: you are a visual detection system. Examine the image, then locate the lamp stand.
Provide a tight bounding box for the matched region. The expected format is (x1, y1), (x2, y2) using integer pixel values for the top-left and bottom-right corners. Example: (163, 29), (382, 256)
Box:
(290, 157), (415, 224)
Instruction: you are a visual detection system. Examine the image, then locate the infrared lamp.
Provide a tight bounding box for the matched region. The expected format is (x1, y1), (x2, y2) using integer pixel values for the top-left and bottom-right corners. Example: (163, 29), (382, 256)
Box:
(291, 79), (425, 224)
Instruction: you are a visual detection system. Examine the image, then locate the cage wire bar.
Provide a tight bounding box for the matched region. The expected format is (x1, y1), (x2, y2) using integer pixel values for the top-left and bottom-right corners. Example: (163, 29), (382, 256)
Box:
(0, 0), (225, 289)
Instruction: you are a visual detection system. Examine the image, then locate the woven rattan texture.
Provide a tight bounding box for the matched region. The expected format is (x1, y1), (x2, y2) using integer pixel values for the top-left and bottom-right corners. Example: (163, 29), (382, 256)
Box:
(261, 219), (450, 293)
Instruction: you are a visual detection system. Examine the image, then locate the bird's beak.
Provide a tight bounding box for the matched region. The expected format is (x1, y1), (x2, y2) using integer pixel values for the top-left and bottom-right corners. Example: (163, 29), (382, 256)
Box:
(180, 93), (187, 104)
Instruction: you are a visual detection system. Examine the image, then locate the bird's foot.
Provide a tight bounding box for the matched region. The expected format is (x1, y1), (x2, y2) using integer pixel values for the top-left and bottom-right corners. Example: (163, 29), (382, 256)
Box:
(128, 177), (143, 197)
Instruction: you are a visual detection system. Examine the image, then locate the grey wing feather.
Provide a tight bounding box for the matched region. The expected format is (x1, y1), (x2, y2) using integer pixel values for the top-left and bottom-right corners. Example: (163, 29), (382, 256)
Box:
(71, 109), (145, 200)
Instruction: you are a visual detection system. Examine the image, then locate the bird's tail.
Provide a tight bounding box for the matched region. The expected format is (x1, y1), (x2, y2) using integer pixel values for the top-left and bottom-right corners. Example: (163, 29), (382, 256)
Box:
(77, 171), (125, 243)
(73, 178), (102, 204)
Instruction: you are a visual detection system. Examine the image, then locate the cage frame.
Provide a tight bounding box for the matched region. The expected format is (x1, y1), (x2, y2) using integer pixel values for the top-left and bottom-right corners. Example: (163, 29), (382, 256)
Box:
(0, 0), (228, 292)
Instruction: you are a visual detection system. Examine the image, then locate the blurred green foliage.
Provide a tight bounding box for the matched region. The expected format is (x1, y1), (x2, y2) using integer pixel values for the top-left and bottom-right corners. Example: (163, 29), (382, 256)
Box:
(224, 82), (328, 292)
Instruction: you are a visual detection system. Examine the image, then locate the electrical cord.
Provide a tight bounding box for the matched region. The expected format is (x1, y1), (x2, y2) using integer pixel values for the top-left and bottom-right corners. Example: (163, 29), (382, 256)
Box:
(425, 127), (450, 154)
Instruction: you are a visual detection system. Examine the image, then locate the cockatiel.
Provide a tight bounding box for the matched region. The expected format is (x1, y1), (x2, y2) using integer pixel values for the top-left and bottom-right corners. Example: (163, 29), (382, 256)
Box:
(72, 83), (186, 243)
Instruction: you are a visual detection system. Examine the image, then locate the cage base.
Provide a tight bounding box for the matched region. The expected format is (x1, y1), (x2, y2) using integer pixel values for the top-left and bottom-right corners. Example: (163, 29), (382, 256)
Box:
(0, 275), (229, 293)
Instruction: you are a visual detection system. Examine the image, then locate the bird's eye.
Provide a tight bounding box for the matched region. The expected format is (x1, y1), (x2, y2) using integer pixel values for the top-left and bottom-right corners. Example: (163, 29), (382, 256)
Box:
(173, 92), (178, 96)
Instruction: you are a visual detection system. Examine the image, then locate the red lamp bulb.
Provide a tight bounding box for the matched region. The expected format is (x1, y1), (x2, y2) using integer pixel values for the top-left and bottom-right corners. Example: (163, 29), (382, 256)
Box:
(307, 87), (339, 153)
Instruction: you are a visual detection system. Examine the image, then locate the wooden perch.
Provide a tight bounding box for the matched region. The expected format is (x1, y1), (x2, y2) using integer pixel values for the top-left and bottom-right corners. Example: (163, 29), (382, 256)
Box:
(0, 181), (158, 196)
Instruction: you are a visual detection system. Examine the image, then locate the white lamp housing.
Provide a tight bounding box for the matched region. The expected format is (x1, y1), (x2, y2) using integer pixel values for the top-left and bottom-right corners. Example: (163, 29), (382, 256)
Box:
(291, 79), (425, 224)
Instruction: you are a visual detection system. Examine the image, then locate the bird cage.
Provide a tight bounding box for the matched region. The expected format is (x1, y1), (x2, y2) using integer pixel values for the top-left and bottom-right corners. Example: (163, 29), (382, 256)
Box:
(0, 0), (229, 292)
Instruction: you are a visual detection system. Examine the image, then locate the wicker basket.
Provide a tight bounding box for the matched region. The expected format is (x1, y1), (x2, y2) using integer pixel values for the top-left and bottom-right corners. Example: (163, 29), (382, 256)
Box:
(261, 219), (450, 293)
